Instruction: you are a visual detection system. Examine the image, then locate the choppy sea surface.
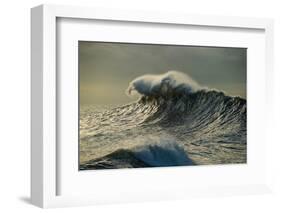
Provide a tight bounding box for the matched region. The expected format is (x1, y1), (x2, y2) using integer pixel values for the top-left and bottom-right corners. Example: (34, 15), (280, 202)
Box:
(79, 89), (246, 170)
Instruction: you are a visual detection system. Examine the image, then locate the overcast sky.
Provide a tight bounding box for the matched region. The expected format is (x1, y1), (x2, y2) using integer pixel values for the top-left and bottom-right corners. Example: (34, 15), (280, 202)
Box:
(79, 41), (246, 105)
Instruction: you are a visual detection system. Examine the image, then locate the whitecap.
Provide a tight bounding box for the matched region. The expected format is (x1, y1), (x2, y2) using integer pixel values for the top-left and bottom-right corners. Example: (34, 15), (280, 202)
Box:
(127, 70), (201, 97)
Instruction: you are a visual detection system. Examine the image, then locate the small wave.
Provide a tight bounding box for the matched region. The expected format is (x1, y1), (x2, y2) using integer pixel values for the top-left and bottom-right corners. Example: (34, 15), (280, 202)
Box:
(80, 137), (194, 170)
(132, 137), (194, 167)
(127, 70), (202, 97)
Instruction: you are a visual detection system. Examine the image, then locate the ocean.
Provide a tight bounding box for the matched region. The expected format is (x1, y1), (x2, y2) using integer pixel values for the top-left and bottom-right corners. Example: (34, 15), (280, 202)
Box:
(79, 88), (246, 170)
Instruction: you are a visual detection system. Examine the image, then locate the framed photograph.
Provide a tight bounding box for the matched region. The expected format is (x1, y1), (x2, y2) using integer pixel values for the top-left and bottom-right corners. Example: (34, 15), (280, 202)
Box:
(31, 4), (274, 208)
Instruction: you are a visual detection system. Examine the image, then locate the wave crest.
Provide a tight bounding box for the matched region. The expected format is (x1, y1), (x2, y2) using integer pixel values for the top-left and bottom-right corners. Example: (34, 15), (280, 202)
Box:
(127, 70), (202, 97)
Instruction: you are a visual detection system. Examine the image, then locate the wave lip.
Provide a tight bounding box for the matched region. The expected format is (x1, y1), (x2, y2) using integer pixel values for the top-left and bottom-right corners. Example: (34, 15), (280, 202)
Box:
(127, 70), (202, 97)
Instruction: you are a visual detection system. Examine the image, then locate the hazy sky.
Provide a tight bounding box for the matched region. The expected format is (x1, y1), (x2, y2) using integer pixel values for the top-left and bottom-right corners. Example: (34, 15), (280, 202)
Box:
(79, 41), (246, 105)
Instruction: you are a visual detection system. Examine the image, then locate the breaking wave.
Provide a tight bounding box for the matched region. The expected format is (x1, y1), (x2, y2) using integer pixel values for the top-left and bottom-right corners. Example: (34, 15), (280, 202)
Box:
(80, 71), (247, 170)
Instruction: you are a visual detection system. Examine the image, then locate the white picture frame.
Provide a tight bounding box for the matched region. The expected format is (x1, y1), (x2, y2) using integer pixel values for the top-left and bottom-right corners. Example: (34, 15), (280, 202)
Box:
(31, 4), (274, 208)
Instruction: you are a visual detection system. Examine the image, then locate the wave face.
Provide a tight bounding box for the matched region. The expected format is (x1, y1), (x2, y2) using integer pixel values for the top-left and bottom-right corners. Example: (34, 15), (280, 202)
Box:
(80, 71), (246, 170)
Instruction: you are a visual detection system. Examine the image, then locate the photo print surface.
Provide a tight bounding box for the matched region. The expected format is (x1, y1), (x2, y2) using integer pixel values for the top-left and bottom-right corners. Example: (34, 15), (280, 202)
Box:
(79, 41), (247, 170)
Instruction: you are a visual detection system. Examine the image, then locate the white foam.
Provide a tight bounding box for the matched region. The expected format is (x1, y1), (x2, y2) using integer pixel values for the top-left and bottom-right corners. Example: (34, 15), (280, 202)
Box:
(127, 70), (201, 97)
